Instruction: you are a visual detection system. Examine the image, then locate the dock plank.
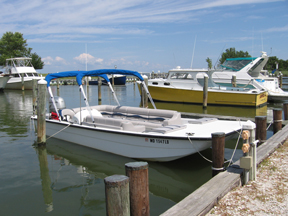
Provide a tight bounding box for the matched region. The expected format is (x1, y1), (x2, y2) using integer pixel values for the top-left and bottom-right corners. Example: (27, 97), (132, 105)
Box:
(161, 124), (288, 216)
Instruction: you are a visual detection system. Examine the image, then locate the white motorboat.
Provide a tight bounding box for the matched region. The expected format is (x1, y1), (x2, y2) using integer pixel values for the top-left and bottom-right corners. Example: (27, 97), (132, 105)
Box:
(31, 69), (254, 162)
(212, 51), (288, 101)
(4, 57), (44, 90)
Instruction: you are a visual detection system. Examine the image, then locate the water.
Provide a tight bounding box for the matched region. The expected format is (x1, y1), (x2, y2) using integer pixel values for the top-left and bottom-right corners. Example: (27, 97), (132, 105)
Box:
(0, 83), (280, 215)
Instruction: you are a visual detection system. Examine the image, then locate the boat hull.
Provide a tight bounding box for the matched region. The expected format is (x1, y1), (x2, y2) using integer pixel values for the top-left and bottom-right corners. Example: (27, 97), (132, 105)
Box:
(89, 76), (126, 85)
(146, 86), (267, 107)
(34, 119), (215, 162)
(0, 76), (11, 90)
(6, 77), (43, 90)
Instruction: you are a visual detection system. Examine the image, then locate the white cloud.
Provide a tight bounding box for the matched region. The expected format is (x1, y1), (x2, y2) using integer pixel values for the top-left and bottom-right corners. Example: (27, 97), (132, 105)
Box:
(74, 53), (103, 65)
(42, 56), (67, 66)
(42, 56), (54, 65)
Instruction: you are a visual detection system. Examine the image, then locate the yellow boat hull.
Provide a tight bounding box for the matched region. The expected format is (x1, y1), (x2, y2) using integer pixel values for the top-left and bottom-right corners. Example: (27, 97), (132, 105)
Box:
(146, 86), (268, 107)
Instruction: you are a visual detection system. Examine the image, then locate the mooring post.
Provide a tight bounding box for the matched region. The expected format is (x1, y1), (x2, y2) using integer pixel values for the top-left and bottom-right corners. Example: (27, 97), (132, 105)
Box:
(37, 79), (47, 145)
(125, 162), (150, 216)
(142, 76), (148, 108)
(212, 132), (225, 177)
(104, 175), (130, 216)
(231, 74), (237, 87)
(98, 77), (102, 102)
(21, 75), (25, 91)
(283, 102), (288, 120)
(273, 108), (282, 134)
(203, 74), (208, 108)
(255, 116), (267, 145)
(57, 79), (60, 89)
(32, 79), (38, 115)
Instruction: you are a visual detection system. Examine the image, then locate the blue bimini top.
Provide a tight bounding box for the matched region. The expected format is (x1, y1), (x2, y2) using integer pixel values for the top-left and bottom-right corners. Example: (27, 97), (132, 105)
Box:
(76, 69), (144, 85)
(45, 71), (110, 87)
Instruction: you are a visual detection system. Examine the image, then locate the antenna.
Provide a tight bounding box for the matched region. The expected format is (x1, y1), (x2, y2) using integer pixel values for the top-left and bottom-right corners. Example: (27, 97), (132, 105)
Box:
(190, 35), (197, 68)
(86, 43), (87, 71)
(261, 32), (264, 51)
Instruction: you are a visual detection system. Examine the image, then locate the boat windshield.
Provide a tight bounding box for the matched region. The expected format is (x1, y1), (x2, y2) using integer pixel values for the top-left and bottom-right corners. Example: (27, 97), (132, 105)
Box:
(221, 57), (257, 71)
(169, 72), (194, 80)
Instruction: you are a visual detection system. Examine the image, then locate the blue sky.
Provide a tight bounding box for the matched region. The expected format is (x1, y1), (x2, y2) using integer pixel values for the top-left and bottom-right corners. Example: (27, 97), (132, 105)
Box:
(0, 0), (287, 74)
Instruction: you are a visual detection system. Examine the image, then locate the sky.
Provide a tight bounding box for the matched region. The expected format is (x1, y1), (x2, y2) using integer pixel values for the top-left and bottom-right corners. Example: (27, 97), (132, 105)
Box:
(0, 0), (287, 74)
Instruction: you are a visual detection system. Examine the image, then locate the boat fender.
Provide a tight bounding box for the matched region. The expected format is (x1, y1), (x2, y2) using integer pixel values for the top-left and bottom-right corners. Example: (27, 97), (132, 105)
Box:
(51, 112), (59, 120)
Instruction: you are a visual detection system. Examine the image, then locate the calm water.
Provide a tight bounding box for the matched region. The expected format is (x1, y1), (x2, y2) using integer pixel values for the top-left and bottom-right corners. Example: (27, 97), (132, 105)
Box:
(0, 83), (282, 215)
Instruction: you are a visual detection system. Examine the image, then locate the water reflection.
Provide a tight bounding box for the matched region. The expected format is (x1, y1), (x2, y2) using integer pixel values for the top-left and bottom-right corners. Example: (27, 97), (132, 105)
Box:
(39, 138), (217, 214)
(36, 145), (53, 212)
(0, 90), (33, 136)
(149, 101), (268, 119)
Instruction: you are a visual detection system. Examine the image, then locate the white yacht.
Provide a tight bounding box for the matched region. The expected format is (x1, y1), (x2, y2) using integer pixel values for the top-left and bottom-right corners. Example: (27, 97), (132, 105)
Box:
(4, 57), (43, 90)
(212, 52), (288, 101)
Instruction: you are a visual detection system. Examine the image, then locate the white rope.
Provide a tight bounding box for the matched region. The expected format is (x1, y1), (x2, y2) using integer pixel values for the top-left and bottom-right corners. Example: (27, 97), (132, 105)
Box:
(187, 135), (212, 163)
(266, 120), (273, 130)
(46, 123), (72, 140)
(227, 125), (243, 167)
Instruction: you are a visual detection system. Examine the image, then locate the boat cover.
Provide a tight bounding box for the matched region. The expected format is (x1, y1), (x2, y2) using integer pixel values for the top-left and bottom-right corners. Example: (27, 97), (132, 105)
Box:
(76, 69), (144, 84)
(45, 71), (110, 86)
(45, 69), (144, 86)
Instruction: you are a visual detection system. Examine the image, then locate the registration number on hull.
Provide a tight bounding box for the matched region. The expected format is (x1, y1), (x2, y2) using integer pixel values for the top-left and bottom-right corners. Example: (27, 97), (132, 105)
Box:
(145, 138), (169, 144)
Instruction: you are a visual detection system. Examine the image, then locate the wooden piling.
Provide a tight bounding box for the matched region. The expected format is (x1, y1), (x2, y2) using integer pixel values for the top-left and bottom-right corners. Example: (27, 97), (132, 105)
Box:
(112, 75), (115, 87)
(98, 77), (102, 102)
(255, 116), (267, 145)
(142, 76), (148, 108)
(104, 175), (130, 216)
(283, 103), (288, 120)
(125, 162), (150, 216)
(212, 132), (225, 177)
(231, 74), (237, 87)
(273, 108), (282, 134)
(37, 79), (47, 145)
(32, 79), (37, 115)
(57, 79), (60, 89)
(21, 75), (25, 91)
(203, 75), (208, 108)
(279, 73), (283, 88)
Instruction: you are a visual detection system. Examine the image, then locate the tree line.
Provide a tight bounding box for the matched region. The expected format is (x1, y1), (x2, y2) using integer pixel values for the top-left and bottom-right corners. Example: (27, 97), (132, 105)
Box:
(0, 32), (44, 69)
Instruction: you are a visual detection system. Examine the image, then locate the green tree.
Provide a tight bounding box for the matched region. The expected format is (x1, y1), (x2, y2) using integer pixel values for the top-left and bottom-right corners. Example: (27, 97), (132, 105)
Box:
(0, 31), (44, 69)
(206, 57), (212, 69)
(219, 47), (251, 64)
(31, 52), (44, 69)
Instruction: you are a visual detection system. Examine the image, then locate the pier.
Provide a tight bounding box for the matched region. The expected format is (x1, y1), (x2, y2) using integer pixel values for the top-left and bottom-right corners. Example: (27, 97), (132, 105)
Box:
(160, 115), (288, 216)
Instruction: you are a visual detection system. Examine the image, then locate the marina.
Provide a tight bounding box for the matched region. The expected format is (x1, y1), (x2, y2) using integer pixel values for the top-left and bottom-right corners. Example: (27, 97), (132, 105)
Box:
(0, 81), (286, 215)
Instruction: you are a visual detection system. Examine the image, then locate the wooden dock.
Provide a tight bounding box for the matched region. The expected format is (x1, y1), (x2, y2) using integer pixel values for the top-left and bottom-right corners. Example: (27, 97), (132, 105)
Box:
(160, 122), (288, 216)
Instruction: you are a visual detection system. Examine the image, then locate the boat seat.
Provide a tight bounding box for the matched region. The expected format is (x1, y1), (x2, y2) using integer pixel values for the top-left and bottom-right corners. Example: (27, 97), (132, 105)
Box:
(84, 115), (145, 132)
(90, 105), (182, 126)
(147, 124), (187, 134)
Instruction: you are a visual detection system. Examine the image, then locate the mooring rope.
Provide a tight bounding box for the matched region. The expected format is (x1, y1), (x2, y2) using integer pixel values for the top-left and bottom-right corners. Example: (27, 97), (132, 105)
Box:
(187, 135), (212, 163)
(187, 118), (243, 167)
(46, 123), (72, 140)
(266, 120), (274, 130)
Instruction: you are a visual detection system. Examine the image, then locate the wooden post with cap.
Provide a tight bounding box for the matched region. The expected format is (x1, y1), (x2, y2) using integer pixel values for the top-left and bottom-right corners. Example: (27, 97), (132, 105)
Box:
(255, 116), (267, 145)
(125, 162), (150, 216)
(211, 132), (225, 177)
(104, 175), (130, 216)
(37, 79), (47, 145)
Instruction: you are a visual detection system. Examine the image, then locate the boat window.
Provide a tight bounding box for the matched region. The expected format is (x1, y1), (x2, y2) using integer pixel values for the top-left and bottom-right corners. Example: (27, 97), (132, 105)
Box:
(14, 74), (20, 77)
(169, 72), (194, 80)
(27, 73), (34, 77)
(220, 58), (257, 71)
(33, 73), (39, 77)
(249, 58), (264, 71)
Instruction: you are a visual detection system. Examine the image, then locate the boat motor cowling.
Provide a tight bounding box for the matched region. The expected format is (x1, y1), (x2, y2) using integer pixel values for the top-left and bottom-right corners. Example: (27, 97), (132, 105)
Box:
(49, 96), (66, 112)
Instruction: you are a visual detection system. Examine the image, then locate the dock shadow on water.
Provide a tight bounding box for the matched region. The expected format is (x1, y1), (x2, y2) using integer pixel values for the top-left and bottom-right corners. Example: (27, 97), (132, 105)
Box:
(0, 84), (279, 215)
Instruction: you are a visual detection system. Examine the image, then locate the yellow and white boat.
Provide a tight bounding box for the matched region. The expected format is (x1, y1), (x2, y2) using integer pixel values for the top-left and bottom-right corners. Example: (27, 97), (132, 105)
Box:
(141, 67), (268, 107)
